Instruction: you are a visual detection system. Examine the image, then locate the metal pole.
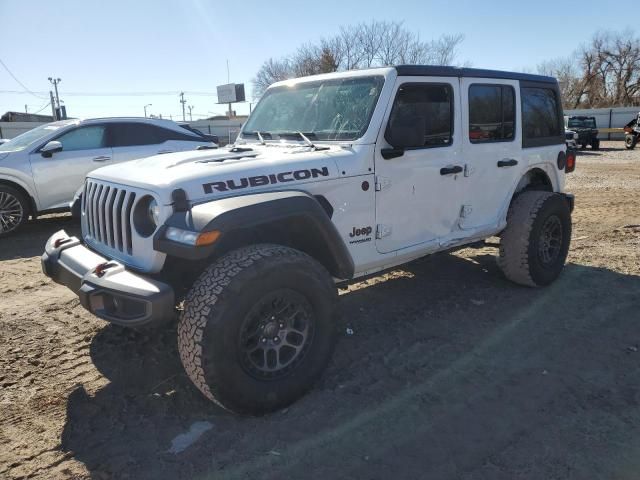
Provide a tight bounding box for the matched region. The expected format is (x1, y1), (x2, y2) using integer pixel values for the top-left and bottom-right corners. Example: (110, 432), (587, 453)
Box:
(49, 91), (57, 120)
(188, 105), (193, 122)
(179, 92), (186, 122)
(24, 104), (27, 114)
(53, 80), (61, 109)
(608, 108), (612, 141)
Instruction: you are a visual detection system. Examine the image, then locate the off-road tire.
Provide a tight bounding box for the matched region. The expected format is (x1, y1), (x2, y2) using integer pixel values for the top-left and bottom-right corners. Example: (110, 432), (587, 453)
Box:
(591, 139), (600, 150)
(498, 191), (571, 287)
(625, 135), (636, 150)
(0, 185), (29, 237)
(178, 244), (338, 415)
(580, 143), (587, 149)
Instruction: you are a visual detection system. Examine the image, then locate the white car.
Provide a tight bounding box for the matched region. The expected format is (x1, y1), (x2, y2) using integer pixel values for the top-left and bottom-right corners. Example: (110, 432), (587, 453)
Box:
(44, 66), (575, 414)
(0, 117), (216, 235)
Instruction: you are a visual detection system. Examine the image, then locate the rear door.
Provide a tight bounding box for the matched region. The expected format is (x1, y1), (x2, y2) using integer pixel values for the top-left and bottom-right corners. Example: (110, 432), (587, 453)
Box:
(29, 124), (112, 210)
(459, 78), (523, 230)
(374, 77), (465, 253)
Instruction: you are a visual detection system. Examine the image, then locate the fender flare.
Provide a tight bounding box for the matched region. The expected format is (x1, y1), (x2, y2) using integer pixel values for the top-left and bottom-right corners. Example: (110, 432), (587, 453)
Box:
(0, 173), (39, 215)
(154, 190), (355, 279)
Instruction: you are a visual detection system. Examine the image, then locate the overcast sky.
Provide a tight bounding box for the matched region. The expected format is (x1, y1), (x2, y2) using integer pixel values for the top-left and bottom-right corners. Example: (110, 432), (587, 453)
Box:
(0, 0), (626, 120)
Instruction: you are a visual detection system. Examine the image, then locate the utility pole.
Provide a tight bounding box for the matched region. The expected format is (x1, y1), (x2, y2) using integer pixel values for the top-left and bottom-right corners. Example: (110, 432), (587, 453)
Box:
(188, 105), (194, 122)
(24, 104), (28, 114)
(226, 59), (232, 119)
(49, 90), (57, 120)
(48, 77), (62, 112)
(144, 103), (152, 118)
(179, 92), (186, 122)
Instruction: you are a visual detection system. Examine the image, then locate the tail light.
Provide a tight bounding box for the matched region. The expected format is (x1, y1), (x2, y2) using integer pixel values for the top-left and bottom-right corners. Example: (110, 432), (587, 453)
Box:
(565, 150), (576, 173)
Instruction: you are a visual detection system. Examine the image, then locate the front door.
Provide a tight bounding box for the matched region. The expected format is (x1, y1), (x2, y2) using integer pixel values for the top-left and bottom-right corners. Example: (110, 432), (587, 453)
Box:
(374, 77), (466, 253)
(29, 124), (112, 211)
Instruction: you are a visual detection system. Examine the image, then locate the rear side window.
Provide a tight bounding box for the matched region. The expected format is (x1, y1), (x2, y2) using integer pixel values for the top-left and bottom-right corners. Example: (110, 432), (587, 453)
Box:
(109, 123), (160, 147)
(521, 86), (563, 147)
(56, 125), (107, 151)
(468, 85), (515, 143)
(386, 83), (453, 148)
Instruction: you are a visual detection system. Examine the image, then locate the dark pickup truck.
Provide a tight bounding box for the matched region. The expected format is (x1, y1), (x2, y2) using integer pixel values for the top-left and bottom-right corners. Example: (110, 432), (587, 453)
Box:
(566, 116), (600, 150)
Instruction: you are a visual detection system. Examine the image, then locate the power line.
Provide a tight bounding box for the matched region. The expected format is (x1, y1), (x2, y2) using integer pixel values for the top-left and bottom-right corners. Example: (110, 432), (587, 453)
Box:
(32, 100), (52, 114)
(0, 58), (47, 99)
(0, 89), (219, 97)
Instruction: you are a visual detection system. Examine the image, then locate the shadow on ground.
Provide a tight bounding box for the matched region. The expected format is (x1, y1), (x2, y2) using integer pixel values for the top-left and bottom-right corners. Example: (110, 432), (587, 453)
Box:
(0, 214), (79, 261)
(60, 252), (640, 480)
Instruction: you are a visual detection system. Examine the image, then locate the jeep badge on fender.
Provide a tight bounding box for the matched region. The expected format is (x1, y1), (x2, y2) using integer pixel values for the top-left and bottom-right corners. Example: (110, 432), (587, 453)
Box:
(42, 65), (574, 415)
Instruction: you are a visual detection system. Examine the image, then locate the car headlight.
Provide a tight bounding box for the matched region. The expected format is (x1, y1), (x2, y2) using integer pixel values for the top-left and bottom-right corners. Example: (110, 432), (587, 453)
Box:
(148, 198), (160, 227)
(165, 227), (220, 246)
(133, 195), (160, 237)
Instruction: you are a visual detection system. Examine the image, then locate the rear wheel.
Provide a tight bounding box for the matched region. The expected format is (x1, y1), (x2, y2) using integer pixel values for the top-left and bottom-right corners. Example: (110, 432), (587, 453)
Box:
(178, 244), (338, 414)
(498, 191), (572, 287)
(591, 139), (600, 150)
(625, 135), (637, 150)
(0, 185), (29, 237)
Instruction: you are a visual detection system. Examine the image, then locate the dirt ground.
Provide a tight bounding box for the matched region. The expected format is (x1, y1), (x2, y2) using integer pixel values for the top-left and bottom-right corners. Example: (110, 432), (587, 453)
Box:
(1, 141), (639, 480)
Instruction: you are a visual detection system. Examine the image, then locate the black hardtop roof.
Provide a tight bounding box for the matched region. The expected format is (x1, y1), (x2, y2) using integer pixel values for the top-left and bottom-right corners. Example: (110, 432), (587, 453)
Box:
(394, 65), (557, 84)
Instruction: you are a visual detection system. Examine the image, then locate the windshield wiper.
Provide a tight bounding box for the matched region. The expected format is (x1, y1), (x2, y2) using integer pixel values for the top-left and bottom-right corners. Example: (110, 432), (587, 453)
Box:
(272, 131), (329, 151)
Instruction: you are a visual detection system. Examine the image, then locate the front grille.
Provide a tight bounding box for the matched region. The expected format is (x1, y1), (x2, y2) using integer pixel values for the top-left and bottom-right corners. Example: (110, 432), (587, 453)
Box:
(82, 180), (137, 255)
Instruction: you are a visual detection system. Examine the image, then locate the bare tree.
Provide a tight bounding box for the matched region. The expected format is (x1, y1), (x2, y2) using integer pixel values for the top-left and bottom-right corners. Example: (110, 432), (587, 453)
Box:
(252, 20), (466, 97)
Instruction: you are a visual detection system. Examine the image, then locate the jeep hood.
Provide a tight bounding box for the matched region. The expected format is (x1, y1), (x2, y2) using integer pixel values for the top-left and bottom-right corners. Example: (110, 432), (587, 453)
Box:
(88, 144), (363, 205)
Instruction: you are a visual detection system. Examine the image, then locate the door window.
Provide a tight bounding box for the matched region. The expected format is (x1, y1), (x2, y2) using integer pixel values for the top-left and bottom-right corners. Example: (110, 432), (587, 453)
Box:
(109, 123), (162, 147)
(385, 84), (453, 148)
(468, 85), (515, 143)
(56, 126), (107, 151)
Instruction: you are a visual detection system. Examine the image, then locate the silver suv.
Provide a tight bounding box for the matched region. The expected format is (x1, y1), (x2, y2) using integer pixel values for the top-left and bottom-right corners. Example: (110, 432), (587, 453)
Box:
(0, 117), (216, 236)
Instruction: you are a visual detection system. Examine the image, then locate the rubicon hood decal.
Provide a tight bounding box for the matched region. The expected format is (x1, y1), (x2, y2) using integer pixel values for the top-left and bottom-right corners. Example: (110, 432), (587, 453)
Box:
(203, 166), (330, 194)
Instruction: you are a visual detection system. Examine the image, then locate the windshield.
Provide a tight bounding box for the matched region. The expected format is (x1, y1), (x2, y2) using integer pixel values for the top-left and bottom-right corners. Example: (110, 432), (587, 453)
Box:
(242, 75), (385, 141)
(568, 118), (596, 129)
(0, 123), (67, 153)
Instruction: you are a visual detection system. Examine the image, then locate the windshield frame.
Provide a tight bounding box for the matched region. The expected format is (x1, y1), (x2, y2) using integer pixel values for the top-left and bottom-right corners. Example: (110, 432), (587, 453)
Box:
(241, 74), (386, 143)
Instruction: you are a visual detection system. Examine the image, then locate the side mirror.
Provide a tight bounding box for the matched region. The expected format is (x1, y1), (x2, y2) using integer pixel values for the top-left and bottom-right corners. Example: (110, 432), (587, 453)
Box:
(41, 140), (63, 158)
(382, 113), (425, 159)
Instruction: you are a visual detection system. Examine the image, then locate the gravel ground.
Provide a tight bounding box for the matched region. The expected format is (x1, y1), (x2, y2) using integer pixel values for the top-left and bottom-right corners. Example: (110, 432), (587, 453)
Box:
(1, 141), (639, 480)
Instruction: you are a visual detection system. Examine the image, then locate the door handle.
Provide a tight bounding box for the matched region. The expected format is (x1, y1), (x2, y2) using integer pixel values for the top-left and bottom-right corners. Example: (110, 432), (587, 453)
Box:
(440, 165), (463, 175)
(497, 159), (518, 167)
(92, 156), (111, 162)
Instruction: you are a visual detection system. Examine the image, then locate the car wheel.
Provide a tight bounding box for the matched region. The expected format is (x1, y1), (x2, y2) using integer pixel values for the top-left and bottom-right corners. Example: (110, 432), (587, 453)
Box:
(0, 185), (29, 237)
(498, 191), (572, 287)
(591, 139), (600, 150)
(625, 135), (636, 150)
(178, 244), (338, 414)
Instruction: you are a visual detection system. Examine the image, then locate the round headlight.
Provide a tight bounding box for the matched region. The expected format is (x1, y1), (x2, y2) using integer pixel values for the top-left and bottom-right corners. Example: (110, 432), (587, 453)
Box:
(148, 198), (160, 227)
(133, 195), (160, 237)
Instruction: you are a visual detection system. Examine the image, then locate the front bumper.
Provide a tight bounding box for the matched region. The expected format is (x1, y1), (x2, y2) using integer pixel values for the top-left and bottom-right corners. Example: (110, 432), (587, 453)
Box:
(41, 230), (175, 327)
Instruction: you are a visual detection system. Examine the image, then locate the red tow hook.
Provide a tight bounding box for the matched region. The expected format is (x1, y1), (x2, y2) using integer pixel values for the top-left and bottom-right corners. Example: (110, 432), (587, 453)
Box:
(94, 262), (117, 278)
(53, 237), (73, 248)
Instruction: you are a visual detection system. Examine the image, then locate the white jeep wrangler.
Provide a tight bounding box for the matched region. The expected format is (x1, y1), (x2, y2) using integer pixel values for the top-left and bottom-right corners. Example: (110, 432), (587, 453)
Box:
(43, 66), (576, 414)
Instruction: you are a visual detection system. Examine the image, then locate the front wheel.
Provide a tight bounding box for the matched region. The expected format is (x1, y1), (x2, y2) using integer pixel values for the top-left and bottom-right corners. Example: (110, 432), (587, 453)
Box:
(498, 191), (572, 287)
(0, 185), (29, 237)
(178, 244), (338, 415)
(591, 139), (600, 150)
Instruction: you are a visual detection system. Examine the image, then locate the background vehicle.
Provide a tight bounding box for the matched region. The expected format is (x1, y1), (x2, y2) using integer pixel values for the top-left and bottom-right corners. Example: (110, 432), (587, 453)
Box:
(179, 123), (220, 145)
(565, 129), (578, 150)
(43, 66), (575, 415)
(565, 115), (600, 150)
(0, 117), (216, 236)
(623, 112), (640, 149)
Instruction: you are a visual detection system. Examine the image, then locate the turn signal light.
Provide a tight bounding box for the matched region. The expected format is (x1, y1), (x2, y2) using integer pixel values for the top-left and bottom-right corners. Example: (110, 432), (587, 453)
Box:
(195, 230), (221, 246)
